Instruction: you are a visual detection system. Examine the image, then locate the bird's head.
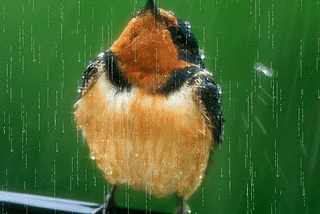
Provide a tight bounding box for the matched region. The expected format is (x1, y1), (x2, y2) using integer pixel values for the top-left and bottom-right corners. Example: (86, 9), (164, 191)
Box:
(110, 0), (204, 91)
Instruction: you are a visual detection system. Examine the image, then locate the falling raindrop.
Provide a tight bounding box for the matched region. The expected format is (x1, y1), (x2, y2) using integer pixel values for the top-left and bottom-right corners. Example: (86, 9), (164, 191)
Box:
(199, 49), (205, 60)
(253, 61), (274, 77)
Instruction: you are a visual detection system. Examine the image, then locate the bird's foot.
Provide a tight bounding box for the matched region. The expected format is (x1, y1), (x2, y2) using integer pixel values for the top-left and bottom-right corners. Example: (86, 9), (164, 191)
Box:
(176, 198), (191, 214)
(95, 185), (117, 214)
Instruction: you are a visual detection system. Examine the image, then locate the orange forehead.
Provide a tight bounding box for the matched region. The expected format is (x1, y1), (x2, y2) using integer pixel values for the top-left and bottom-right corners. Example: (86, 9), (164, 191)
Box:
(132, 9), (178, 32)
(111, 9), (178, 51)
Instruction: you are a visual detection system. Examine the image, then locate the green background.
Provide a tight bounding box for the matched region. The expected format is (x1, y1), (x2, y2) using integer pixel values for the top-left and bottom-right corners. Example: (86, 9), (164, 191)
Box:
(1, 0), (320, 213)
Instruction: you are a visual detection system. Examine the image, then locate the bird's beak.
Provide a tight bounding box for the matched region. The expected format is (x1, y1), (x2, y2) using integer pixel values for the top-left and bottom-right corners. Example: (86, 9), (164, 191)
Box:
(141, 0), (160, 18)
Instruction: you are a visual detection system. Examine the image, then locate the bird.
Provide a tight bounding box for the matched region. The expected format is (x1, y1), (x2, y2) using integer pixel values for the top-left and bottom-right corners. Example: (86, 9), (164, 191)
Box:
(74, 0), (223, 213)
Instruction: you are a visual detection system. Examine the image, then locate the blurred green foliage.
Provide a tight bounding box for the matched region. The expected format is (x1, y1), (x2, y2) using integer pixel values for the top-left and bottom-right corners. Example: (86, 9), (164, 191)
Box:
(1, 0), (319, 213)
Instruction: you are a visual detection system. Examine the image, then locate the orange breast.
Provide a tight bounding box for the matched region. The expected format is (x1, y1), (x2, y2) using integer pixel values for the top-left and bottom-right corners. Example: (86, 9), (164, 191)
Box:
(74, 72), (212, 199)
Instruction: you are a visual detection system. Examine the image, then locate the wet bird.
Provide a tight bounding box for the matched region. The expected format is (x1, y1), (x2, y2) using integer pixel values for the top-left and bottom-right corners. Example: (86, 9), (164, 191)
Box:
(74, 0), (223, 213)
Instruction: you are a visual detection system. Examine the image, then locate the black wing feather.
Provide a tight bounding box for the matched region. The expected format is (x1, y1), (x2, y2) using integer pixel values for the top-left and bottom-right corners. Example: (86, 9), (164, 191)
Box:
(192, 74), (223, 144)
(79, 51), (131, 97)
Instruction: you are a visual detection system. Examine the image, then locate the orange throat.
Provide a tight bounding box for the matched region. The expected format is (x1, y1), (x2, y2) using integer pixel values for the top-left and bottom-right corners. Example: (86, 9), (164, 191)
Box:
(110, 10), (192, 90)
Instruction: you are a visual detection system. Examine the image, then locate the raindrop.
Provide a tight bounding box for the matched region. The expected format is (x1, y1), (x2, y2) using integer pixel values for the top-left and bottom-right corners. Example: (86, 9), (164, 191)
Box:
(184, 21), (191, 29)
(253, 61), (274, 77)
(199, 49), (205, 60)
(105, 166), (113, 175)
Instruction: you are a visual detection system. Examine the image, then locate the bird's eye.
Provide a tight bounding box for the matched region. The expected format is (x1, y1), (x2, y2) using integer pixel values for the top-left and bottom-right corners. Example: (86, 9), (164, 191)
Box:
(176, 34), (185, 44)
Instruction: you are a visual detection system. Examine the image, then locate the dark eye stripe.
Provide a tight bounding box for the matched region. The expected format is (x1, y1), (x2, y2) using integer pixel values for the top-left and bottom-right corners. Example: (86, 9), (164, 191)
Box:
(168, 17), (204, 67)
